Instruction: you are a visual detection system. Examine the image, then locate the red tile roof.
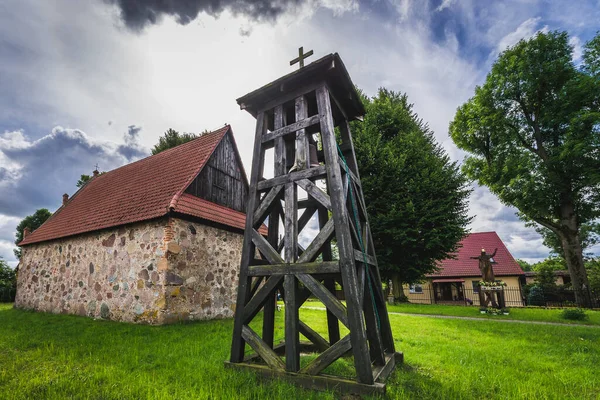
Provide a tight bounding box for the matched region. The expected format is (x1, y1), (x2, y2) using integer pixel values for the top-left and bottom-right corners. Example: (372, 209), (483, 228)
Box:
(427, 232), (524, 278)
(20, 125), (254, 245)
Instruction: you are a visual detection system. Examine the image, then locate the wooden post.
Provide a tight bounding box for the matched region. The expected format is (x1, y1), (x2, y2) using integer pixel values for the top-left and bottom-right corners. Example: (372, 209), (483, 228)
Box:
(230, 111), (266, 363)
(316, 84), (374, 384)
(284, 182), (299, 372)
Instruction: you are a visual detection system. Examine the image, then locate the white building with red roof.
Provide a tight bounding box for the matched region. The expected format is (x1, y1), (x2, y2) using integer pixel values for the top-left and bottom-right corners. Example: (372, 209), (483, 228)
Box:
(403, 232), (525, 306)
(15, 125), (262, 323)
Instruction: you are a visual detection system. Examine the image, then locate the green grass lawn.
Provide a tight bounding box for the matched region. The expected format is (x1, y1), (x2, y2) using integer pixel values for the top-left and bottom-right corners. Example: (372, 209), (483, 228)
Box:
(385, 303), (600, 326)
(1, 303), (599, 399)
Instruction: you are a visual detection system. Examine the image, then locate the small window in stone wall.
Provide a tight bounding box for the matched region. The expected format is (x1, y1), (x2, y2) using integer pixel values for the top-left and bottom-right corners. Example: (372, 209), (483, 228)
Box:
(472, 280), (480, 293)
(409, 284), (423, 294)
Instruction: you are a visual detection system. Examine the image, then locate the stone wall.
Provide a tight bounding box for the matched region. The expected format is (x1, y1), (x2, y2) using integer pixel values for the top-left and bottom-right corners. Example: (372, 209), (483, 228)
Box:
(161, 218), (242, 322)
(15, 216), (243, 324)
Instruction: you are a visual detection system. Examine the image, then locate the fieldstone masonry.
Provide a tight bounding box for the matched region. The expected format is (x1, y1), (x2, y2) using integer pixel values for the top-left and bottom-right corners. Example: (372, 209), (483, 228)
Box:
(15, 217), (242, 324)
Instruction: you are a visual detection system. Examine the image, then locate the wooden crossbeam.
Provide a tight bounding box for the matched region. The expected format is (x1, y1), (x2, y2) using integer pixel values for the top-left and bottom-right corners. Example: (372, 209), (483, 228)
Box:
(296, 179), (332, 210)
(243, 275), (284, 323)
(249, 276), (264, 298)
(299, 335), (352, 376)
(241, 325), (285, 371)
(261, 115), (321, 144)
(297, 218), (335, 264)
(253, 185), (284, 228)
(354, 249), (377, 267)
(248, 261), (339, 276)
(297, 273), (348, 327)
(299, 321), (330, 352)
(257, 166), (327, 191)
(338, 157), (361, 188)
(252, 230), (284, 264)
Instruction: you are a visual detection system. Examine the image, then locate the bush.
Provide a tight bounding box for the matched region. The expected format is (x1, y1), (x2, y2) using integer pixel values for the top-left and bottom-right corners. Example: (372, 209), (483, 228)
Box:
(527, 285), (545, 306)
(561, 308), (588, 321)
(0, 258), (16, 303)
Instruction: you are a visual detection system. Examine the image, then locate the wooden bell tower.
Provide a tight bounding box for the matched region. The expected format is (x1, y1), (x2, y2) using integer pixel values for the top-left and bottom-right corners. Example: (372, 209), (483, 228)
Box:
(227, 53), (401, 395)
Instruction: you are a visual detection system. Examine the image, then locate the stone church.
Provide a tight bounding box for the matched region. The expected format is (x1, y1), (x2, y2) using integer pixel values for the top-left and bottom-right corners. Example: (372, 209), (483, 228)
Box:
(15, 125), (260, 324)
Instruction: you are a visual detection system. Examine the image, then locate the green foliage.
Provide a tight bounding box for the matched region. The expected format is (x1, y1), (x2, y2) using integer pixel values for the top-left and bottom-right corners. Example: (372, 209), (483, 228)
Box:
(450, 31), (600, 304)
(561, 308), (588, 321)
(516, 259), (532, 271)
(532, 256), (566, 272)
(527, 285), (546, 306)
(586, 258), (600, 292)
(352, 88), (472, 284)
(14, 208), (52, 259)
(0, 258), (16, 302)
(76, 174), (91, 188)
(151, 128), (197, 155)
(532, 223), (600, 258)
(534, 263), (558, 289)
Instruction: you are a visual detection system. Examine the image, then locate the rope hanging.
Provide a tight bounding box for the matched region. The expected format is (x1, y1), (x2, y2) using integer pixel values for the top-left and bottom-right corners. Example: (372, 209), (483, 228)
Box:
(336, 143), (381, 331)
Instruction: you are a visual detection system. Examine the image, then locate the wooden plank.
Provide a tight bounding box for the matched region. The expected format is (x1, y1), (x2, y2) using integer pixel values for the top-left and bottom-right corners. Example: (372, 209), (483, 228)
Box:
(262, 114), (321, 143)
(248, 261), (339, 276)
(230, 111), (266, 363)
(299, 321), (330, 352)
(249, 276), (264, 298)
(241, 325), (286, 371)
(252, 229), (284, 265)
(300, 334), (352, 376)
(273, 105), (287, 177)
(318, 203), (340, 345)
(338, 120), (361, 179)
(291, 95), (309, 171)
(338, 157), (361, 189)
(284, 183), (298, 264)
(297, 198), (320, 209)
(297, 273), (348, 327)
(283, 180), (299, 373)
(256, 81), (322, 117)
(284, 275), (300, 372)
(296, 218), (335, 264)
(296, 179), (332, 211)
(316, 84), (374, 385)
(362, 270), (386, 366)
(354, 249), (377, 267)
(257, 165), (327, 191)
(373, 352), (403, 383)
(224, 361), (387, 396)
(243, 275), (284, 324)
(253, 185), (284, 228)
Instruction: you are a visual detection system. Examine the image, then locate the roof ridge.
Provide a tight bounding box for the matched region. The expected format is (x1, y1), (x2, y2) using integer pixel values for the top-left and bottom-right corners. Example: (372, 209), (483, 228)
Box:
(168, 125), (230, 210)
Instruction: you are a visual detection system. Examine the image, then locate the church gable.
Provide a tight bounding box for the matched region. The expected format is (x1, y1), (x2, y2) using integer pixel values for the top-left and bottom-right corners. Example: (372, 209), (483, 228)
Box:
(184, 131), (249, 213)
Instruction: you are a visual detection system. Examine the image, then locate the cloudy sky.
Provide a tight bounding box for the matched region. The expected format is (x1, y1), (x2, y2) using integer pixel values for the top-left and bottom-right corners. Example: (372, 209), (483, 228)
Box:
(1, 0), (599, 267)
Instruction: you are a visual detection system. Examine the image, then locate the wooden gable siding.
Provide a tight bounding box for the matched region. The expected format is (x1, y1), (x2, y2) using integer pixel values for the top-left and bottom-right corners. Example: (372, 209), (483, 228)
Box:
(185, 132), (248, 213)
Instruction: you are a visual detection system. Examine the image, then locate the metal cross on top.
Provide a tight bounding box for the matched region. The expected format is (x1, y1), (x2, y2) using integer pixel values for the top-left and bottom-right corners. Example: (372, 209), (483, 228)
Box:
(290, 46), (314, 69)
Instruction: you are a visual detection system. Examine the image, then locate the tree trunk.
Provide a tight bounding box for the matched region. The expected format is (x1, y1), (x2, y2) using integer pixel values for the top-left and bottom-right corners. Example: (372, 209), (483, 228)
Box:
(391, 273), (402, 300)
(555, 201), (592, 308)
(560, 230), (592, 307)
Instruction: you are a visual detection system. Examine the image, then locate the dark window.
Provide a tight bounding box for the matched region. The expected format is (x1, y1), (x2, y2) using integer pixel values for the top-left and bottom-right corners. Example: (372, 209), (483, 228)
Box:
(472, 281), (480, 293)
(409, 284), (423, 294)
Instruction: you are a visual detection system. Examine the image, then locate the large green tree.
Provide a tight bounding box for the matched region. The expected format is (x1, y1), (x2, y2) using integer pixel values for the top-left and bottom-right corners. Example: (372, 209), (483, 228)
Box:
(14, 209), (52, 259)
(450, 31), (600, 306)
(151, 128), (197, 155)
(352, 89), (472, 297)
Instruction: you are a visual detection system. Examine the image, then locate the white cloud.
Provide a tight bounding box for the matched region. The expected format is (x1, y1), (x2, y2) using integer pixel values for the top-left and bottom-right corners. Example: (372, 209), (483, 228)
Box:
(569, 36), (583, 61)
(494, 17), (548, 56)
(436, 0), (455, 12)
(1, 0), (599, 267)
